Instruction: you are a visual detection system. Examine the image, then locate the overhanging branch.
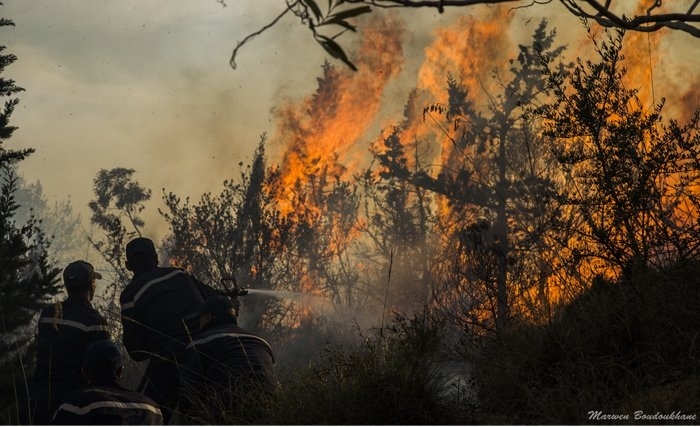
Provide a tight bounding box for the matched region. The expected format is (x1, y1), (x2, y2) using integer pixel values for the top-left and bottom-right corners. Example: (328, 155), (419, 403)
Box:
(346, 0), (700, 36)
(231, 0), (700, 71)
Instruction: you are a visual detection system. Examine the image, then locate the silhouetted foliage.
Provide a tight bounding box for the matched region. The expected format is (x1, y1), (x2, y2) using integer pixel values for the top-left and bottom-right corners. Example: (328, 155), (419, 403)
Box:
(161, 137), (289, 333)
(358, 127), (434, 318)
(257, 310), (477, 425)
(474, 261), (700, 424)
(231, 1), (700, 71)
(0, 8), (61, 350)
(0, 16), (29, 166)
(376, 20), (568, 335)
(87, 167), (151, 325)
(0, 12), (61, 424)
(539, 26), (700, 277)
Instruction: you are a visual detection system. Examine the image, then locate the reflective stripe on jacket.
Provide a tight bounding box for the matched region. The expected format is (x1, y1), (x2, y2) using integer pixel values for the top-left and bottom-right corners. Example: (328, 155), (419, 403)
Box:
(52, 383), (163, 425)
(120, 267), (205, 361)
(34, 296), (110, 386)
(180, 319), (277, 400)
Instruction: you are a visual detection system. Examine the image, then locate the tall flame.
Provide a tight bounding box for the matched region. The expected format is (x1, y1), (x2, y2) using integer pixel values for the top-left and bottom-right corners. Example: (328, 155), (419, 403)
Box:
(417, 8), (515, 103)
(270, 15), (406, 214)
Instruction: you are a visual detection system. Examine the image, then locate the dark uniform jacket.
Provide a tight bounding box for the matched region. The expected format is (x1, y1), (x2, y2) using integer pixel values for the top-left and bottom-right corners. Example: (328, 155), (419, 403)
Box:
(24, 296), (110, 424)
(52, 381), (163, 425)
(180, 317), (277, 411)
(120, 267), (209, 360)
(119, 267), (218, 421)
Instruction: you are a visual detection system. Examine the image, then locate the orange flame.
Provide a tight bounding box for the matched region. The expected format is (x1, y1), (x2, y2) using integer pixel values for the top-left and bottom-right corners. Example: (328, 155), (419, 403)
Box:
(271, 15), (406, 215)
(263, 2), (700, 331)
(418, 8), (515, 103)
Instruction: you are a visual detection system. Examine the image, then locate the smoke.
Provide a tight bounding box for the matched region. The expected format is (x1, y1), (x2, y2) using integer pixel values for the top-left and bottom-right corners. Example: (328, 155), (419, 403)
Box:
(3, 2), (328, 241)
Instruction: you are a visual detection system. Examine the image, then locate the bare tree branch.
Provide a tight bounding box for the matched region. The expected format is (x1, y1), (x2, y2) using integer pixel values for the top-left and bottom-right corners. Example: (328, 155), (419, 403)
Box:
(346, 0), (700, 36)
(558, 0), (700, 36)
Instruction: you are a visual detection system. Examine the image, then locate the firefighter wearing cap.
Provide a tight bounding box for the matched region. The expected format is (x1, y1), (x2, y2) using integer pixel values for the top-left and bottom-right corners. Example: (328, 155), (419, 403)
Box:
(179, 295), (277, 421)
(119, 237), (219, 423)
(52, 339), (163, 425)
(22, 260), (110, 425)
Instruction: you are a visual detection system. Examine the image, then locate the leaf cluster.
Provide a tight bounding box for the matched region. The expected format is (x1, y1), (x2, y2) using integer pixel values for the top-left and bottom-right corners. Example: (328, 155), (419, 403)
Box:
(295, 0), (372, 71)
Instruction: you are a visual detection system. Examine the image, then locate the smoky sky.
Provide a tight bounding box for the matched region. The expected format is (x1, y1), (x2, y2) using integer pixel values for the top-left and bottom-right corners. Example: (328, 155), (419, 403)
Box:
(2, 1), (699, 241)
(2, 1), (328, 237)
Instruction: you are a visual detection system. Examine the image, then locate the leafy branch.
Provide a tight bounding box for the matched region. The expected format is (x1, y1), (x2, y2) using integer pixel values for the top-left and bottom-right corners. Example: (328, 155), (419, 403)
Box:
(230, 0), (371, 71)
(229, 0), (700, 71)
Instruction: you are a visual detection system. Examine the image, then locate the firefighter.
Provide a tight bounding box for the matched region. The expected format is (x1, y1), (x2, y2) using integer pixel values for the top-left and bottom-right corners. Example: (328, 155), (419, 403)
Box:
(179, 295), (277, 421)
(119, 237), (219, 423)
(52, 339), (163, 425)
(22, 260), (110, 425)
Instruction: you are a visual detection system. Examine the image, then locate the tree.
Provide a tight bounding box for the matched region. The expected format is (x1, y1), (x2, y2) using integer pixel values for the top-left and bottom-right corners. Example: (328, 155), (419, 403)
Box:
(88, 167), (151, 324)
(0, 11), (62, 423)
(0, 9), (61, 347)
(267, 149), (362, 322)
(231, 0), (700, 71)
(161, 138), (289, 333)
(358, 128), (435, 319)
(374, 20), (568, 334)
(538, 26), (700, 279)
(0, 167), (61, 344)
(13, 172), (83, 269)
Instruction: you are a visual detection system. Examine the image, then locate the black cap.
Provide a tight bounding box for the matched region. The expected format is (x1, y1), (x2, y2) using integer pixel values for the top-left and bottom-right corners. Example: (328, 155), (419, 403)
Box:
(125, 237), (157, 261)
(83, 339), (122, 381)
(63, 260), (102, 289)
(195, 295), (237, 318)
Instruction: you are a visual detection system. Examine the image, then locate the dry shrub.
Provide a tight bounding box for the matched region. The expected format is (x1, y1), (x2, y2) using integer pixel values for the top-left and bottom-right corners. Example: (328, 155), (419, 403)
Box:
(257, 312), (477, 425)
(473, 261), (700, 424)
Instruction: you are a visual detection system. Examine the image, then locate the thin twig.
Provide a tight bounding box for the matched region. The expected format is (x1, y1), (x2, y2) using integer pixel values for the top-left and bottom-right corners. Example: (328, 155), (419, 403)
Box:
(230, 6), (293, 69)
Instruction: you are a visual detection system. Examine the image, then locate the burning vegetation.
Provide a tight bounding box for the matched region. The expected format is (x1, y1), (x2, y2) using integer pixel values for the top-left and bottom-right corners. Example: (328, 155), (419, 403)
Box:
(142, 10), (700, 422)
(6, 4), (700, 425)
(155, 9), (700, 422)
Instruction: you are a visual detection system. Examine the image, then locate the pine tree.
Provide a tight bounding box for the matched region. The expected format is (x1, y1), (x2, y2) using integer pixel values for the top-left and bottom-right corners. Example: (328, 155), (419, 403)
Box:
(0, 5), (61, 347)
(0, 9), (61, 423)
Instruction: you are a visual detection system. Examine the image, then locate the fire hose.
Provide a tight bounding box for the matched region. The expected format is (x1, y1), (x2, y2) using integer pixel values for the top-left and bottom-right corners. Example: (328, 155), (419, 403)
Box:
(219, 276), (248, 317)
